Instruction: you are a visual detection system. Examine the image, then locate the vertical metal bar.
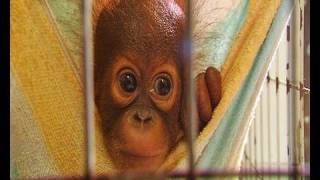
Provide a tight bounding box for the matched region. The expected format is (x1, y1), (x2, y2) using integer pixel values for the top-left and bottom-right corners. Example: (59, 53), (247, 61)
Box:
(249, 116), (254, 180)
(287, 15), (295, 180)
(292, 0), (305, 179)
(83, 0), (95, 178)
(278, 27), (290, 179)
(183, 0), (196, 179)
(246, 124), (252, 180)
(246, 116), (252, 180)
(286, 56), (291, 180)
(276, 49), (280, 180)
(259, 84), (264, 171)
(262, 81), (269, 178)
(254, 92), (259, 169)
(267, 69), (272, 180)
(253, 110), (257, 177)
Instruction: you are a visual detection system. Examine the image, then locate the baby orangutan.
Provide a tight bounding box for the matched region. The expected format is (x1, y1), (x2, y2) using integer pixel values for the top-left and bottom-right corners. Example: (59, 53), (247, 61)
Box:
(94, 0), (221, 171)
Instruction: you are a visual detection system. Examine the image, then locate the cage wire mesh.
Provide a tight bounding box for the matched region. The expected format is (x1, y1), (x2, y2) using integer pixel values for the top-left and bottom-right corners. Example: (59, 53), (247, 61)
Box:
(240, 13), (310, 179)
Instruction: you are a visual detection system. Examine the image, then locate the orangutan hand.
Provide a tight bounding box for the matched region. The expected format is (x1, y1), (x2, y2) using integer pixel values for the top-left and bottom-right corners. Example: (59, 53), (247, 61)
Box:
(195, 66), (222, 132)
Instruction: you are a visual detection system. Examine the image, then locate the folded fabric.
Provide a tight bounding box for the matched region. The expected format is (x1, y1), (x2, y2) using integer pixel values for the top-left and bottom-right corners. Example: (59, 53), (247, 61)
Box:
(161, 0), (283, 172)
(10, 0), (289, 178)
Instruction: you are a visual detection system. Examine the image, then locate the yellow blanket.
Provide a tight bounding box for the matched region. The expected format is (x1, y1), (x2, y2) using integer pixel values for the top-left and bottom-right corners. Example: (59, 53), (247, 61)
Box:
(10, 0), (280, 178)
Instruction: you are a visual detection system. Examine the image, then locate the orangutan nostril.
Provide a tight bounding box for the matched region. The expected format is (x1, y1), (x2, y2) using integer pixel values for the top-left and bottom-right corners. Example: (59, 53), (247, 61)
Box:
(134, 110), (152, 123)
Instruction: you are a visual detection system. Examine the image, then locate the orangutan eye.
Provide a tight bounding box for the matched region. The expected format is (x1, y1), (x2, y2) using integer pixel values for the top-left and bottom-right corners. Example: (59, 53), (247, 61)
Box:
(119, 72), (137, 93)
(154, 74), (172, 96)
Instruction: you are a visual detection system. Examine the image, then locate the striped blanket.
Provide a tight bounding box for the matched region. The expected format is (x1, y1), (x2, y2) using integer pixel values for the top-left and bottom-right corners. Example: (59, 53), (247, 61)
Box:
(11, 0), (285, 178)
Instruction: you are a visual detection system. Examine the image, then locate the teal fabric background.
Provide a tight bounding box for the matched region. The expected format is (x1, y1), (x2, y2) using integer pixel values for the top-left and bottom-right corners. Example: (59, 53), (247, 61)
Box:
(192, 0), (249, 78)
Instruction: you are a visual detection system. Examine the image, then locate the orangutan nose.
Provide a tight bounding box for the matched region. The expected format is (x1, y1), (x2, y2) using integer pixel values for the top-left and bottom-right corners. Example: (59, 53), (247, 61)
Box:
(134, 109), (152, 123)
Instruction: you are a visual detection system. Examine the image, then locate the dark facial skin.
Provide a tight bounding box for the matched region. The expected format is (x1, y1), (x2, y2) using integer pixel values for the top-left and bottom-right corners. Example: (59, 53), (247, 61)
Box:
(94, 0), (221, 171)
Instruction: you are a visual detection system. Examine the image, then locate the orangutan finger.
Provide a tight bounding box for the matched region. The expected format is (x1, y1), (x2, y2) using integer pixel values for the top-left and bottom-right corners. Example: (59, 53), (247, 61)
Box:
(205, 66), (222, 109)
(196, 72), (212, 123)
